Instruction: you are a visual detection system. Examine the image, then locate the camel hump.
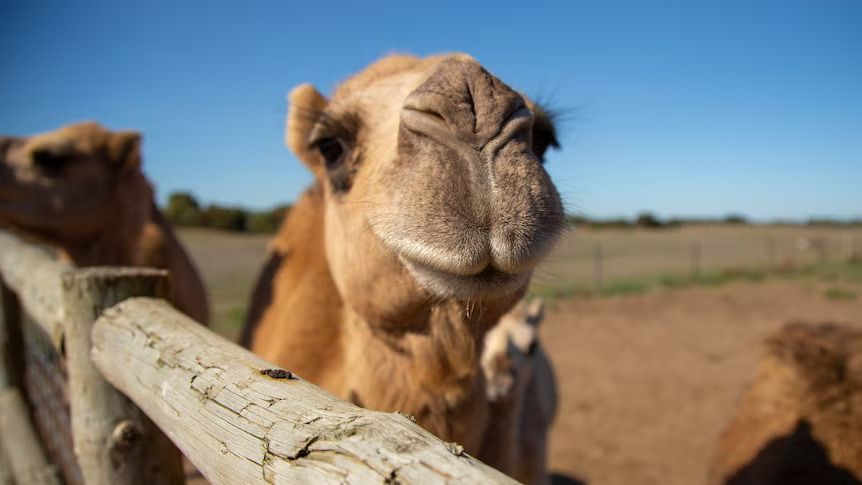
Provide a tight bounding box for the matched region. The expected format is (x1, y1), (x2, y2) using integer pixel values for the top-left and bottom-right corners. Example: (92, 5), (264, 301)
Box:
(709, 321), (862, 485)
(766, 322), (862, 390)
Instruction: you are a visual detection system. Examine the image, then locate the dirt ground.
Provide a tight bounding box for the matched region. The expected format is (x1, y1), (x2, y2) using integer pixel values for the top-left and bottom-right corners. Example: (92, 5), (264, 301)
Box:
(542, 279), (862, 485)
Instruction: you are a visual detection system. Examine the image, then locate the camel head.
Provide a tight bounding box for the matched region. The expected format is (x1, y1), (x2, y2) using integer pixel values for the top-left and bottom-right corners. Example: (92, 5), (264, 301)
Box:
(287, 54), (563, 327)
(0, 121), (144, 243)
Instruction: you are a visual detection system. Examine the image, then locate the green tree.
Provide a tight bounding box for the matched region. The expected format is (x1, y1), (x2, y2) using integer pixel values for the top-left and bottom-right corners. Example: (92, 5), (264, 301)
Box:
(164, 191), (202, 226)
(246, 205), (292, 233)
(635, 212), (663, 228)
(723, 213), (748, 225)
(202, 205), (247, 231)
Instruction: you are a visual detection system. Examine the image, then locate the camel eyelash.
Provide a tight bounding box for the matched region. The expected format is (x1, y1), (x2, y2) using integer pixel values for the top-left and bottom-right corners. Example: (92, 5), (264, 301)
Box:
(530, 102), (562, 163)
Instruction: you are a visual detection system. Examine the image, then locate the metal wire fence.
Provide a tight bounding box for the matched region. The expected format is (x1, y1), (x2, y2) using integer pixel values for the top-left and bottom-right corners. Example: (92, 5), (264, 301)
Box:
(22, 318), (83, 485)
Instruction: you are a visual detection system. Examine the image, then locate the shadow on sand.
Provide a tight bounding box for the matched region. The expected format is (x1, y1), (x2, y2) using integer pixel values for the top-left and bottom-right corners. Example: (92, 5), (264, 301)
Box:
(726, 420), (860, 485)
(550, 471), (588, 485)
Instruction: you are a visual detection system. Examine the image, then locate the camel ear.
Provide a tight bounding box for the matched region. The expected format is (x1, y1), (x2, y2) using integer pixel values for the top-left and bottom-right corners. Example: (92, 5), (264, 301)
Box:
(107, 131), (142, 173)
(526, 298), (545, 326)
(286, 83), (328, 175)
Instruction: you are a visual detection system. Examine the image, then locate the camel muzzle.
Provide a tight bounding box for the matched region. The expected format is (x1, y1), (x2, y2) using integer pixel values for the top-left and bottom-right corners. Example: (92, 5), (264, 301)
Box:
(368, 56), (565, 299)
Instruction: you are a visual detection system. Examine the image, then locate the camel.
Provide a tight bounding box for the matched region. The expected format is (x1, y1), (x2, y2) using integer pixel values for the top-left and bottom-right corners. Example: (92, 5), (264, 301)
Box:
(0, 122), (209, 324)
(242, 53), (563, 480)
(480, 298), (558, 484)
(709, 322), (862, 485)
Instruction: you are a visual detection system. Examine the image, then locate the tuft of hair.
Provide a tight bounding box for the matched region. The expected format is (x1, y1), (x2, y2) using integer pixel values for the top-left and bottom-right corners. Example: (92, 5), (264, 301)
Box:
(527, 100), (561, 164)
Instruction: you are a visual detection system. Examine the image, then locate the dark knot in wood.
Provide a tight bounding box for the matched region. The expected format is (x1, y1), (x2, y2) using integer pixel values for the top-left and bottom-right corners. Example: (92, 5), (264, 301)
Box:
(260, 368), (294, 379)
(110, 420), (142, 454)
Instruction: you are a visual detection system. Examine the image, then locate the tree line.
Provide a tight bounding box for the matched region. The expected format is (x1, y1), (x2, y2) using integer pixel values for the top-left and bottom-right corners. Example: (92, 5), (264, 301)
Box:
(163, 192), (860, 234)
(163, 192), (290, 233)
(566, 212), (861, 229)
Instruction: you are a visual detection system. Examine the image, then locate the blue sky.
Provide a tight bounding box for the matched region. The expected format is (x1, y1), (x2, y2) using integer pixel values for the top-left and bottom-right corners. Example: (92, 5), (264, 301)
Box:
(2, 0), (860, 220)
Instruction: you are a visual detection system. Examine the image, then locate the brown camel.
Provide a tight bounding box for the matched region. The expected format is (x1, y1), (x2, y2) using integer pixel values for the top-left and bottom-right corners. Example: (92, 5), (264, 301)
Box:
(480, 298), (558, 484)
(0, 122), (209, 324)
(709, 322), (862, 485)
(242, 53), (563, 479)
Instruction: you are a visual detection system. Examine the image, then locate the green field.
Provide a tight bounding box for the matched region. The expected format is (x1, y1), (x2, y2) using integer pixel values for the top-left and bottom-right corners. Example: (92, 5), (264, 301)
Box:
(177, 224), (862, 340)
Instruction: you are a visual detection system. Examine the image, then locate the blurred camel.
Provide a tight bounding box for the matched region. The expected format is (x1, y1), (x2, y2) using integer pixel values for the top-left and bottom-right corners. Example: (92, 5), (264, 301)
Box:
(0, 122), (208, 324)
(481, 298), (558, 484)
(710, 322), (862, 485)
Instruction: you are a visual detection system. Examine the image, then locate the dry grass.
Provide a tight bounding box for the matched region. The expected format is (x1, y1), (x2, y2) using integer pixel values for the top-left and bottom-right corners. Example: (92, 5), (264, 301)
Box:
(531, 224), (862, 299)
(176, 228), (269, 339)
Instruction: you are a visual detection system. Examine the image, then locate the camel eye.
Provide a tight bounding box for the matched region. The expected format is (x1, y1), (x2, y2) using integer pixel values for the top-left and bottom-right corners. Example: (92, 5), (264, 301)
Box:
(315, 138), (345, 169)
(32, 148), (73, 176)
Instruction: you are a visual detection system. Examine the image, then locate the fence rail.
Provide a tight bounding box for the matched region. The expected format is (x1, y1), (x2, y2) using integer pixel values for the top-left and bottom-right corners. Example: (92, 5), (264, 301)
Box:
(0, 230), (515, 485)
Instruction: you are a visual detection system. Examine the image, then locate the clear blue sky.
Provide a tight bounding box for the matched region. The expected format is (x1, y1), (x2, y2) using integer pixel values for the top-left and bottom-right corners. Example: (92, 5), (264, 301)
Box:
(2, 0), (860, 220)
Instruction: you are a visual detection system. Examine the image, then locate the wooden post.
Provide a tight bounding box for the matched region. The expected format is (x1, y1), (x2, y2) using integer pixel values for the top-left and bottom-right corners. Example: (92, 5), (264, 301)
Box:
(766, 236), (776, 270)
(691, 241), (702, 279)
(593, 244), (604, 295)
(0, 442), (12, 485)
(0, 283), (23, 390)
(0, 389), (61, 484)
(62, 268), (183, 485)
(0, 231), (70, 346)
(91, 298), (518, 484)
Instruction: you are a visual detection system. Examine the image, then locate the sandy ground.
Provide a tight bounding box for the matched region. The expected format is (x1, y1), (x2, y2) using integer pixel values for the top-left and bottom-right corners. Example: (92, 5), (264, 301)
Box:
(542, 280), (862, 485)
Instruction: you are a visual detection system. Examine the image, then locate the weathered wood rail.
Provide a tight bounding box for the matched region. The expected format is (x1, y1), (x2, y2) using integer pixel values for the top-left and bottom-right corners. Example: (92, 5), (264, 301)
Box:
(0, 230), (517, 484)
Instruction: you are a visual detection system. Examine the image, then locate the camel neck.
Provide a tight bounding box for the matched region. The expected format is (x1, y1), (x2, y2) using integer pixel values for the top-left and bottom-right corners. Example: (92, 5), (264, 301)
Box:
(65, 175), (155, 267)
(341, 300), (499, 446)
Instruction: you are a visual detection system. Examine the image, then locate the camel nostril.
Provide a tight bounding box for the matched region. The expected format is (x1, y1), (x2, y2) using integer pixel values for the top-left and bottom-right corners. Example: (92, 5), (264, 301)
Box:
(399, 107), (473, 156)
(402, 91), (455, 131)
(402, 57), (527, 149)
(401, 107), (450, 132)
(421, 110), (447, 125)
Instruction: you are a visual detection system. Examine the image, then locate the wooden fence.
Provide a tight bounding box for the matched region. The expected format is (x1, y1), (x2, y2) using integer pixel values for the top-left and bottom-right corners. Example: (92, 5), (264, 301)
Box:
(0, 230), (516, 485)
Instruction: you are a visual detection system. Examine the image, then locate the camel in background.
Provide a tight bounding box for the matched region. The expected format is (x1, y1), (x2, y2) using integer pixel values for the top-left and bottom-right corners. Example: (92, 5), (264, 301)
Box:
(481, 298), (558, 484)
(0, 122), (209, 324)
(242, 53), (563, 482)
(709, 322), (862, 485)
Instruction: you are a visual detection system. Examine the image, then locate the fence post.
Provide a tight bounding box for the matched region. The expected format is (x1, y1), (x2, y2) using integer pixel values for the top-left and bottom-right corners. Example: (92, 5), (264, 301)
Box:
(593, 244), (604, 294)
(62, 268), (183, 485)
(691, 241), (702, 279)
(0, 283), (23, 390)
(766, 235), (776, 270)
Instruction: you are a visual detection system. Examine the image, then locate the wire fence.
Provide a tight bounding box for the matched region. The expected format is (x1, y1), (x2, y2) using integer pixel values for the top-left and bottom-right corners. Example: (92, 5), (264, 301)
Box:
(22, 318), (83, 485)
(532, 227), (862, 297)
